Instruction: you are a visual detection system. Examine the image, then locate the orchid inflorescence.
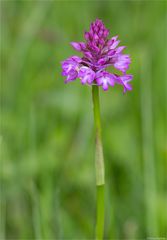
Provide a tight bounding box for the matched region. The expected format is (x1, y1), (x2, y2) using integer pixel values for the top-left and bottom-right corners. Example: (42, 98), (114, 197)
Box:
(61, 19), (133, 92)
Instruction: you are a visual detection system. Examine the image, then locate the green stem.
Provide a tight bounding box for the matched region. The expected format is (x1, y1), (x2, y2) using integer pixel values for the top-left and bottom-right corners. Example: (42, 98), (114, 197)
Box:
(92, 85), (105, 240)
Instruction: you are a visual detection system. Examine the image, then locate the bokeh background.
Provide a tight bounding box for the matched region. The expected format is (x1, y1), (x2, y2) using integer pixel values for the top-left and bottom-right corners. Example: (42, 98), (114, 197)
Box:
(1, 0), (167, 239)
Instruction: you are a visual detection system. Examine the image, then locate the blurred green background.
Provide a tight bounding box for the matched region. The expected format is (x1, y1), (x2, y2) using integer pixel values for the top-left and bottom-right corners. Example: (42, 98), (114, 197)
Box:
(1, 0), (167, 239)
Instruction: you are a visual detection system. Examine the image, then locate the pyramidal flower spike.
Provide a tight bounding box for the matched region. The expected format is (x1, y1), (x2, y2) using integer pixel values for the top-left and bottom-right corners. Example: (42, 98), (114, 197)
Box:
(61, 19), (133, 92)
(61, 19), (133, 239)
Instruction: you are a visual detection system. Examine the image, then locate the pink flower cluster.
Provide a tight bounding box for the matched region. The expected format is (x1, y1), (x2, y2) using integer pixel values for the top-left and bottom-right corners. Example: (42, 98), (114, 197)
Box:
(61, 19), (133, 92)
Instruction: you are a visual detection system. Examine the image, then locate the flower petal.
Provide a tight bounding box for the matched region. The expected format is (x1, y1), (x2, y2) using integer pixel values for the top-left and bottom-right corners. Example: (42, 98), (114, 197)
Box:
(61, 56), (81, 83)
(115, 74), (133, 93)
(115, 46), (126, 54)
(96, 71), (116, 91)
(71, 42), (86, 51)
(78, 66), (95, 84)
(113, 54), (131, 73)
(65, 69), (78, 83)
